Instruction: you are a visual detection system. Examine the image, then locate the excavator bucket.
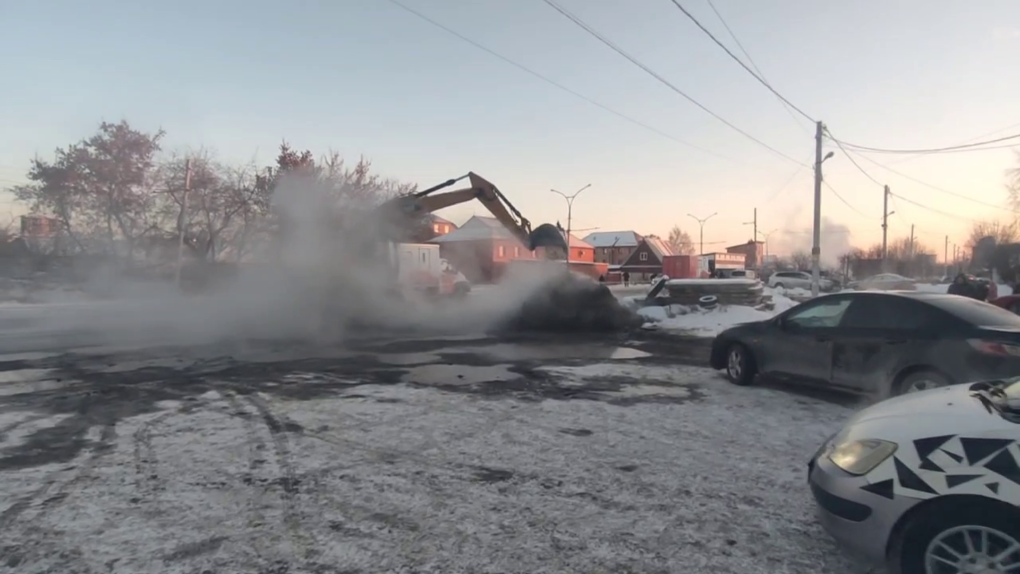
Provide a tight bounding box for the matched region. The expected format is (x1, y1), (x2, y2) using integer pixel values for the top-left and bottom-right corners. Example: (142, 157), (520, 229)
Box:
(529, 223), (568, 252)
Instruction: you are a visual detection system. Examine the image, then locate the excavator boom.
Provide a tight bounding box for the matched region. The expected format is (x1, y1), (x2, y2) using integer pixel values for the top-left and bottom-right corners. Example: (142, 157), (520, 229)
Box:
(380, 172), (568, 252)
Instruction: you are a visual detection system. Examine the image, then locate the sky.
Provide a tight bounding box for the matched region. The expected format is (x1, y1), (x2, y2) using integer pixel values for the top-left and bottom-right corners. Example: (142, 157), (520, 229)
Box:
(1, 0), (1018, 261)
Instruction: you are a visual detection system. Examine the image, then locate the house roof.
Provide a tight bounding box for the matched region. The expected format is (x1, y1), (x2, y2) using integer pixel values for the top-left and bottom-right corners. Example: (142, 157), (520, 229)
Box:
(725, 240), (763, 251)
(581, 230), (642, 248)
(644, 236), (676, 258)
(430, 216), (520, 243)
(563, 231), (593, 249)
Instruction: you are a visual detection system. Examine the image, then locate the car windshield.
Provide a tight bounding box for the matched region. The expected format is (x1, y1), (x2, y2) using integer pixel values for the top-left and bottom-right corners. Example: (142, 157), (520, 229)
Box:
(929, 296), (1020, 328)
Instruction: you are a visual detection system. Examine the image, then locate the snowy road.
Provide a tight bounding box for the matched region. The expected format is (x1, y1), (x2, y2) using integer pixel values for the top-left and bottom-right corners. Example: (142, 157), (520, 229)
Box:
(0, 333), (869, 574)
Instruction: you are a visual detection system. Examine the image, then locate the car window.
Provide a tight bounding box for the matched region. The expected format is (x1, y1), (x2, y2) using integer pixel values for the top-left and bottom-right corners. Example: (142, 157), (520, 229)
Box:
(928, 296), (1020, 328)
(840, 296), (950, 330)
(784, 298), (853, 328)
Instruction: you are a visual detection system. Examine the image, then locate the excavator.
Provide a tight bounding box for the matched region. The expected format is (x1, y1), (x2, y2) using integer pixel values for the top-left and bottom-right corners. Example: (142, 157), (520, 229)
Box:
(369, 172), (569, 297)
(377, 172), (568, 251)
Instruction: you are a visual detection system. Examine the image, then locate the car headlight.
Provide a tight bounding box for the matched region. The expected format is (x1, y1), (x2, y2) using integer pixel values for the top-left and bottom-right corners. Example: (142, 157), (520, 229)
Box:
(828, 439), (898, 476)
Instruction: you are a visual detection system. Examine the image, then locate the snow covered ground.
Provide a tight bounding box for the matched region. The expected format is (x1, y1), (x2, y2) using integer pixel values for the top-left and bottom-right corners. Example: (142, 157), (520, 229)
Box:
(0, 360), (866, 574)
(636, 281), (1017, 338)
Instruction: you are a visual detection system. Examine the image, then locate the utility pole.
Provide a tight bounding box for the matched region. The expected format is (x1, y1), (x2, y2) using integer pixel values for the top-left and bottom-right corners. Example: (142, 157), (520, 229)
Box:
(688, 212), (718, 257)
(882, 185), (890, 267)
(550, 184), (592, 270)
(909, 224), (915, 258)
(811, 121), (833, 297)
(743, 208), (758, 268)
(944, 235), (949, 276)
(175, 158), (192, 288)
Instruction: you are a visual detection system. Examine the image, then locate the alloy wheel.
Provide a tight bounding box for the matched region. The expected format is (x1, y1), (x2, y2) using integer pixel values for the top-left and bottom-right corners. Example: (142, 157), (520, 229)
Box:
(727, 348), (742, 379)
(925, 525), (1020, 573)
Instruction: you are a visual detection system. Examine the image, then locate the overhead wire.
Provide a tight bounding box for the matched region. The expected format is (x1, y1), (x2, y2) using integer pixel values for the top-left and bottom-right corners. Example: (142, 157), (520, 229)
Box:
(831, 132), (1020, 155)
(382, 0), (746, 166)
(823, 181), (875, 219)
(542, 0), (809, 168)
(665, 0), (815, 123)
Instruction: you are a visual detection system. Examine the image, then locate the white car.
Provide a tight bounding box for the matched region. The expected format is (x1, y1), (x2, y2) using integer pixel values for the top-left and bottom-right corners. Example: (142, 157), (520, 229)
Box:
(809, 378), (1020, 573)
(768, 271), (834, 291)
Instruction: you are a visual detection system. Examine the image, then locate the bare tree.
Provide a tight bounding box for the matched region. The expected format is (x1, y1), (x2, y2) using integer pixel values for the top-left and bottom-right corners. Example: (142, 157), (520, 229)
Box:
(966, 219), (1019, 250)
(666, 225), (695, 255)
(789, 250), (811, 270)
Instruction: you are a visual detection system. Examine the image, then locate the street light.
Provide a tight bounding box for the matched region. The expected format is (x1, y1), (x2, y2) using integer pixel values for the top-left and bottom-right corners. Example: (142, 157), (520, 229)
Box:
(759, 228), (778, 258)
(550, 184), (592, 268)
(687, 212), (718, 256)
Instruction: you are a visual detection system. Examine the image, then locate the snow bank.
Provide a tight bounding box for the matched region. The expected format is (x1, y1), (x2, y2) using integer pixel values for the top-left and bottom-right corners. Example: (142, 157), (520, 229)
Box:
(666, 278), (759, 287)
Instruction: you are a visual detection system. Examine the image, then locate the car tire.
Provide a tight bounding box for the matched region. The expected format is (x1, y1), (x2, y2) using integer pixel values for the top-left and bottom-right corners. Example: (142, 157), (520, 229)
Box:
(888, 499), (1020, 574)
(724, 343), (756, 386)
(895, 369), (951, 396)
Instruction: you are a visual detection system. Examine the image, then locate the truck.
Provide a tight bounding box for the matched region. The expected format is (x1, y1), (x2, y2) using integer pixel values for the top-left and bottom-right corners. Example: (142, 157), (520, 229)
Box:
(387, 243), (470, 297)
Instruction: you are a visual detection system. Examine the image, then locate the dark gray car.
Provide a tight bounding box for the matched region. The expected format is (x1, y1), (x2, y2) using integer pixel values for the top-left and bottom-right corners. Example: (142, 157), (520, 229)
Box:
(709, 291), (1020, 397)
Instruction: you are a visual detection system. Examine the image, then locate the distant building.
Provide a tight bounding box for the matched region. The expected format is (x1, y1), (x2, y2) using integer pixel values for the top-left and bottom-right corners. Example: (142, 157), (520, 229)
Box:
(618, 235), (676, 280)
(725, 240), (764, 269)
(430, 216), (536, 283)
(582, 230), (643, 266)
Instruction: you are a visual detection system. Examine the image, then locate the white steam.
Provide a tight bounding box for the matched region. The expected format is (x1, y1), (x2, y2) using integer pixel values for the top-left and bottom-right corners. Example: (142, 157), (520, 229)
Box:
(10, 172), (572, 347)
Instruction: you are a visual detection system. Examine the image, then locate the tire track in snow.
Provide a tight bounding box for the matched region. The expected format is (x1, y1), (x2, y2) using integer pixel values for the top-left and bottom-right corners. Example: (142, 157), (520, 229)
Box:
(241, 392), (318, 564)
(131, 411), (174, 510)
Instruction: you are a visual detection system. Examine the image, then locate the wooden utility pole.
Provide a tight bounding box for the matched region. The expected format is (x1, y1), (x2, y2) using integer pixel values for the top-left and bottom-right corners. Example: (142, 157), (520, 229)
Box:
(810, 121), (829, 297)
(882, 185), (890, 266)
(743, 207), (758, 267)
(175, 158), (192, 288)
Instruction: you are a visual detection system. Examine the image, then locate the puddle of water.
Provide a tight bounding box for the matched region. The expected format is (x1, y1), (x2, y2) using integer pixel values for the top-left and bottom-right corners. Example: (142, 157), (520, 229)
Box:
(374, 352), (441, 365)
(598, 384), (691, 399)
(0, 379), (67, 397)
(0, 368), (58, 384)
(402, 364), (516, 386)
(444, 343), (650, 362)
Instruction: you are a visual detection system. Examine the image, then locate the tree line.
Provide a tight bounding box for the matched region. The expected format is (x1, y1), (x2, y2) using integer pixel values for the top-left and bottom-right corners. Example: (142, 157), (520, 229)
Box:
(4, 120), (416, 264)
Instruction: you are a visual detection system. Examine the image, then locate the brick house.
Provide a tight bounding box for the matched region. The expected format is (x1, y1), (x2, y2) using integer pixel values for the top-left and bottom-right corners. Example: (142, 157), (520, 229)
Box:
(618, 235), (676, 281)
(430, 216), (537, 283)
(428, 214), (457, 238)
(725, 240), (764, 269)
(582, 231), (643, 266)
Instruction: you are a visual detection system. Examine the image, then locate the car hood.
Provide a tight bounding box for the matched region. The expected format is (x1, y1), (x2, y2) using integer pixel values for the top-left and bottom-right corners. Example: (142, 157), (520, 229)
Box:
(841, 384), (1018, 440)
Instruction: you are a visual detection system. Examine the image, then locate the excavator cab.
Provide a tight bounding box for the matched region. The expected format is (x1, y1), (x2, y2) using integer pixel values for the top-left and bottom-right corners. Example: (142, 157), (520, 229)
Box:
(380, 172), (568, 254)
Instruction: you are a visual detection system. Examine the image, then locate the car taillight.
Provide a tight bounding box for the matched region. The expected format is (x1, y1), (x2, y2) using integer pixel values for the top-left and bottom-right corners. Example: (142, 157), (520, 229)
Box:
(968, 339), (1020, 357)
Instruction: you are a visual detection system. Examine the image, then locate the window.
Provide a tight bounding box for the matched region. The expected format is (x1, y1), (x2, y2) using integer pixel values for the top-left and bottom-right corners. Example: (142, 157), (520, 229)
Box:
(577, 250), (584, 258)
(929, 296), (1020, 328)
(783, 298), (853, 329)
(498, 245), (506, 257)
(514, 247), (520, 257)
(433, 224), (440, 233)
(639, 252), (648, 261)
(840, 296), (945, 330)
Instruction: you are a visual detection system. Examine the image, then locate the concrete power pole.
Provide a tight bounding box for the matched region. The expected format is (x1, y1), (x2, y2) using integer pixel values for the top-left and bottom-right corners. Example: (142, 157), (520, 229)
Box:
(882, 185), (890, 267)
(944, 235), (949, 276)
(175, 158), (192, 288)
(743, 208), (758, 268)
(811, 121), (825, 297)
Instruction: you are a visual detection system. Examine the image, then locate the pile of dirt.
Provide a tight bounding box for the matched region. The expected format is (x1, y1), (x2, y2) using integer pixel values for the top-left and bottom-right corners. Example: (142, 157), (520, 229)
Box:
(497, 274), (644, 332)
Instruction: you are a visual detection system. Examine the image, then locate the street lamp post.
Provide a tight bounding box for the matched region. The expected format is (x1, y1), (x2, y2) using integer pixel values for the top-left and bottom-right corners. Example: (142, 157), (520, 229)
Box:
(687, 212), (718, 256)
(550, 184), (592, 269)
(759, 228), (778, 259)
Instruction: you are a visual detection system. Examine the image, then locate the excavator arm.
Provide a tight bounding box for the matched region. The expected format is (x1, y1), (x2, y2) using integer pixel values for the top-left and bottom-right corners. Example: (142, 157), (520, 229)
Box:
(380, 172), (568, 252)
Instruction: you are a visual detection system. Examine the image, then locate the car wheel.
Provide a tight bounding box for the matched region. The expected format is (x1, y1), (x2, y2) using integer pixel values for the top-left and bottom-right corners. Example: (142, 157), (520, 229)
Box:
(889, 500), (1020, 574)
(724, 343), (756, 386)
(896, 369), (951, 396)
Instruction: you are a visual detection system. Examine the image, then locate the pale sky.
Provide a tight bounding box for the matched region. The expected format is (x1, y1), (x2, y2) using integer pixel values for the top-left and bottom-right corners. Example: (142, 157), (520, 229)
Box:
(1, 0), (1018, 260)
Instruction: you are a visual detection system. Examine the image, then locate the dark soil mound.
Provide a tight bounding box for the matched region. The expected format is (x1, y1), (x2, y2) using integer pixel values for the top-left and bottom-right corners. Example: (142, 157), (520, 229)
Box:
(498, 274), (644, 332)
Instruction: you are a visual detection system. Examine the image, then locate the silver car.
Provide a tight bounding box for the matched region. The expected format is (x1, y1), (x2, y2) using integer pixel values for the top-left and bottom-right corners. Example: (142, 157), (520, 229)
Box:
(809, 379), (1020, 573)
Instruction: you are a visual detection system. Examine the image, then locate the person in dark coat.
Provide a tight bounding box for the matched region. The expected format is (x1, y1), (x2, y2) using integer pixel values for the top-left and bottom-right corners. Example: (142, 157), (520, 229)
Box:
(623, 271), (630, 286)
(947, 273), (979, 300)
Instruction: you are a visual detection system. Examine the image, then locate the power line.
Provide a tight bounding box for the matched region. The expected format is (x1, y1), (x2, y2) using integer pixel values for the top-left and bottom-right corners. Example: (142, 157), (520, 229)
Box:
(765, 160), (810, 202)
(665, 0), (815, 123)
(832, 132), (1020, 155)
(542, 0), (809, 168)
(849, 148), (1012, 213)
(890, 191), (976, 222)
(823, 181), (875, 219)
(825, 130), (884, 186)
(883, 121), (1020, 166)
(702, 0), (811, 135)
(382, 0), (743, 166)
